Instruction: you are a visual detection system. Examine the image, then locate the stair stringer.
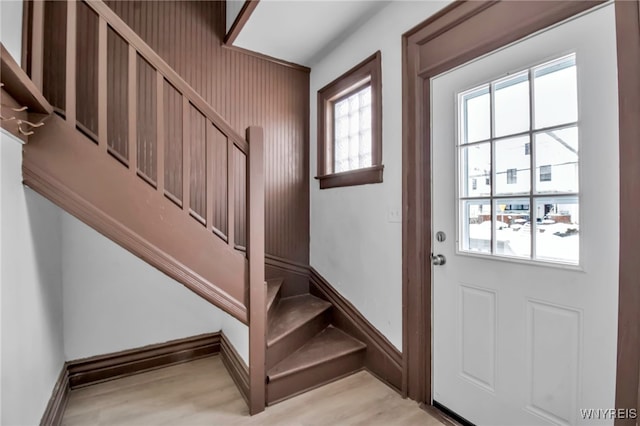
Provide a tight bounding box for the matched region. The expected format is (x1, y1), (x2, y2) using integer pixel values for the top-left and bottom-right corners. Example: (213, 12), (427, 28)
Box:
(22, 115), (248, 323)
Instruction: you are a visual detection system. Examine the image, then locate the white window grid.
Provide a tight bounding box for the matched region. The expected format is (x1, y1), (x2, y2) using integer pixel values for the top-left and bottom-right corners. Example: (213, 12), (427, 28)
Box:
(457, 53), (579, 263)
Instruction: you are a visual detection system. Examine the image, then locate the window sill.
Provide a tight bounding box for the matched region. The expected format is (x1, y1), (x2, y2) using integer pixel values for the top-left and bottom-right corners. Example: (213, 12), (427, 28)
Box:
(315, 165), (384, 189)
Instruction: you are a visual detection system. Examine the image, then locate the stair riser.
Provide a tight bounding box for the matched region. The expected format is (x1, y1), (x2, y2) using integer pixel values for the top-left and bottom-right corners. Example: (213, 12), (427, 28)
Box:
(266, 349), (365, 405)
(266, 309), (331, 370)
(267, 290), (282, 320)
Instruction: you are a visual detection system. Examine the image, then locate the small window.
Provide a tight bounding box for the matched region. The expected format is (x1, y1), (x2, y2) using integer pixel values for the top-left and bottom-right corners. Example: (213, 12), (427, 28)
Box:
(472, 178), (477, 190)
(316, 51), (382, 189)
(525, 142), (531, 155)
(334, 86), (372, 173)
(540, 165), (552, 182)
(507, 168), (518, 184)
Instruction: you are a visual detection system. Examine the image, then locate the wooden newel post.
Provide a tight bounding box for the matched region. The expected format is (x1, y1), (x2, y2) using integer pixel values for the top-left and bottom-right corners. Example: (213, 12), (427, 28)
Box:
(247, 126), (266, 414)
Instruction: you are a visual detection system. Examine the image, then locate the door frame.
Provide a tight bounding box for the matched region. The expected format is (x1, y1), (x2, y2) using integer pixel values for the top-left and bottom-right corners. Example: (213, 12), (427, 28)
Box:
(401, 0), (640, 422)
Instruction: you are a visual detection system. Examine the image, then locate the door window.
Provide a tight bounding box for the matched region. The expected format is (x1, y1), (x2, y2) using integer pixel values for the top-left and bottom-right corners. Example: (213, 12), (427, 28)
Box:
(458, 54), (580, 264)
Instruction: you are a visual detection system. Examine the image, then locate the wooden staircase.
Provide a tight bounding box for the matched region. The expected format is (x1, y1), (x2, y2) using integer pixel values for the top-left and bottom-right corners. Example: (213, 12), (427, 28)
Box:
(15, 0), (269, 414)
(265, 279), (366, 404)
(11, 0), (373, 413)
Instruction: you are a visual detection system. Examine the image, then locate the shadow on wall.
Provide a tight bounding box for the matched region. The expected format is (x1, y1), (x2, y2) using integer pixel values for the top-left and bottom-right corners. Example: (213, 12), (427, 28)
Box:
(25, 188), (64, 346)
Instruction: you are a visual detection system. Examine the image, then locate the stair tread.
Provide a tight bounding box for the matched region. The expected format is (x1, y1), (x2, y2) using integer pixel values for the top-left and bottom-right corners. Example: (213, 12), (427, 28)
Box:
(267, 295), (332, 346)
(266, 278), (283, 311)
(268, 326), (366, 381)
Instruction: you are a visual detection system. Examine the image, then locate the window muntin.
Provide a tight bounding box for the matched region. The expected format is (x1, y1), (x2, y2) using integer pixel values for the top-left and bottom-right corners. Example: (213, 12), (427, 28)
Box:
(457, 54), (579, 264)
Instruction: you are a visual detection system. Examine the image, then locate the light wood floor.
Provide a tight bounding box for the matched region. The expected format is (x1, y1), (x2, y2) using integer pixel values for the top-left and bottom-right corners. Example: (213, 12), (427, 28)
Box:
(62, 355), (443, 425)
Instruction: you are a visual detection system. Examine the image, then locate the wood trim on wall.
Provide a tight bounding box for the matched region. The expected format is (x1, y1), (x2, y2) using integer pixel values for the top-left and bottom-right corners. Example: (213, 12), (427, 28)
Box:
(401, 0), (609, 405)
(265, 254), (310, 298)
(222, 44), (311, 73)
(263, 259), (404, 392)
(309, 267), (403, 393)
(224, 0), (260, 46)
(221, 332), (250, 405)
(614, 0), (640, 423)
(100, 0), (310, 266)
(39, 367), (70, 426)
(66, 333), (221, 389)
(22, 131), (248, 323)
(316, 51), (383, 188)
(41, 333), (221, 425)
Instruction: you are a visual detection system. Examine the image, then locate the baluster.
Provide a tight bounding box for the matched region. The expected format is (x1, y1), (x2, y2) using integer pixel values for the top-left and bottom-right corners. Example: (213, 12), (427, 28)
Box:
(65, 0), (77, 124)
(97, 16), (107, 151)
(31, 0), (44, 91)
(182, 97), (190, 212)
(247, 126), (265, 415)
(128, 45), (137, 173)
(156, 72), (165, 194)
(227, 138), (235, 248)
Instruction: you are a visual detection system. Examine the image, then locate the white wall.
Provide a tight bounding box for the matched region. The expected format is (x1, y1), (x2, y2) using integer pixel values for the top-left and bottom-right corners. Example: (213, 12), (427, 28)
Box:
(0, 0), (248, 420)
(226, 0), (245, 33)
(62, 213), (226, 360)
(1, 131), (66, 426)
(1, 0), (23, 62)
(310, 1), (451, 351)
(221, 310), (248, 365)
(2, 2), (62, 423)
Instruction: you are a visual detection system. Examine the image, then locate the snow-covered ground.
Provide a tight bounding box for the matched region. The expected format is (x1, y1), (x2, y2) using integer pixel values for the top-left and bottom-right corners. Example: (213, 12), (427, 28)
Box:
(467, 221), (579, 263)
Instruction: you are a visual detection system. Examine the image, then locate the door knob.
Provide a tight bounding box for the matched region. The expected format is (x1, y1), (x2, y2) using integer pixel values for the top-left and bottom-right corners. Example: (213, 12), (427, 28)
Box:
(431, 254), (446, 266)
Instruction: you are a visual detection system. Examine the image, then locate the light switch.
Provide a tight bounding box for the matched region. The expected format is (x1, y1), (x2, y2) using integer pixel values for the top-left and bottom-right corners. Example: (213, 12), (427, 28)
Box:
(387, 208), (401, 223)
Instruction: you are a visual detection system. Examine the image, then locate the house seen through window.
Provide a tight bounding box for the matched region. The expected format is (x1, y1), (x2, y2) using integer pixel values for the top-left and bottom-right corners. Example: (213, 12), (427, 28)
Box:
(458, 54), (580, 264)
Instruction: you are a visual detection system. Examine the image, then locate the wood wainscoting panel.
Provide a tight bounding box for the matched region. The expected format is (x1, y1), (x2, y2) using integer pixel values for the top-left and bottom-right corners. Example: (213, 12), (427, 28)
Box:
(102, 0), (310, 267)
(309, 267), (403, 393)
(23, 115), (248, 322)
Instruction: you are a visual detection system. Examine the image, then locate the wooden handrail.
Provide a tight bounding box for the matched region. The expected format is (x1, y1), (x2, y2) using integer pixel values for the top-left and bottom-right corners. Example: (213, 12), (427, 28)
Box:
(84, 0), (249, 153)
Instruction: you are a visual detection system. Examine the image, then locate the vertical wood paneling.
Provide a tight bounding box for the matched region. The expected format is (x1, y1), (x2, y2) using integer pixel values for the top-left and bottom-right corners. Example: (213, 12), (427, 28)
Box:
(98, 18), (108, 150)
(234, 147), (247, 249)
(189, 105), (207, 223)
(157, 72), (165, 194)
(107, 26), (129, 163)
(42, 0), (66, 112)
(164, 80), (183, 204)
(136, 54), (157, 185)
(65, 0), (77, 125)
(211, 126), (229, 237)
(127, 45), (137, 174)
(103, 0), (309, 263)
(76, 1), (99, 138)
(31, 0), (44, 90)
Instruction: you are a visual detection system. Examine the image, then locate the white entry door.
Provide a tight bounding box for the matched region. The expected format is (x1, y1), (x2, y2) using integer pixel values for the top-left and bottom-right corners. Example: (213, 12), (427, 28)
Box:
(432, 4), (619, 426)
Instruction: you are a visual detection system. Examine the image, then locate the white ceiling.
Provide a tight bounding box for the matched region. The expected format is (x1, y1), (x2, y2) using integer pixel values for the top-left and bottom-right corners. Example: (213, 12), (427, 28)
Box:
(232, 0), (391, 67)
